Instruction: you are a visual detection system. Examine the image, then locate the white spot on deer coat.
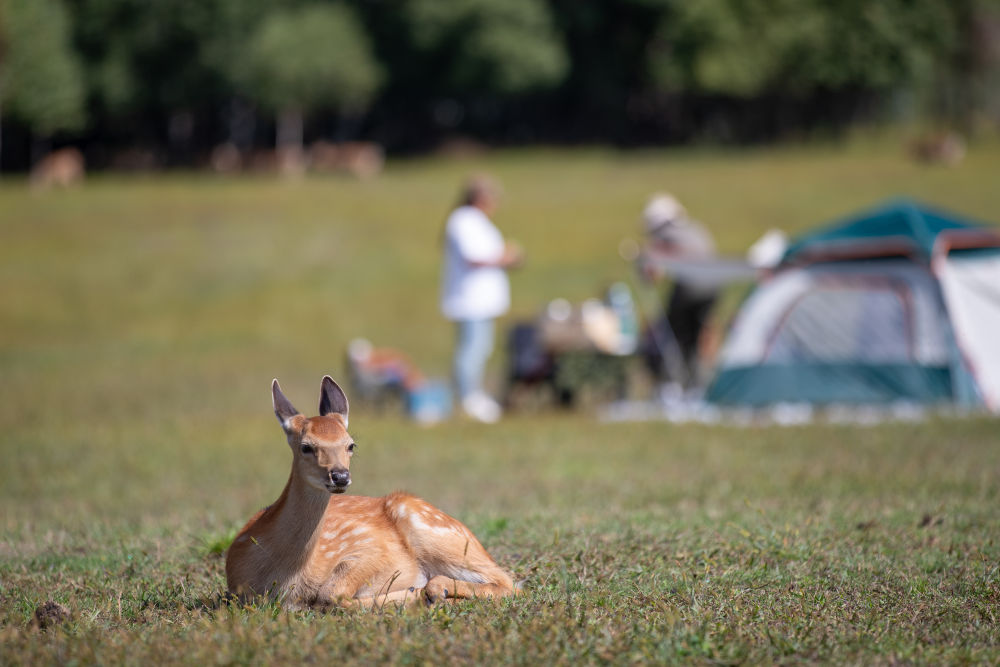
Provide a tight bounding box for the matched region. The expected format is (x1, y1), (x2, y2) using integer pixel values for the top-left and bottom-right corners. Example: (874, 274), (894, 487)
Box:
(410, 514), (458, 535)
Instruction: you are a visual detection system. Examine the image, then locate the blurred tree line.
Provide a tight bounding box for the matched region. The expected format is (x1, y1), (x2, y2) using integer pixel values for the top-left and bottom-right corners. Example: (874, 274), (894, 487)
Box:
(1, 0), (998, 170)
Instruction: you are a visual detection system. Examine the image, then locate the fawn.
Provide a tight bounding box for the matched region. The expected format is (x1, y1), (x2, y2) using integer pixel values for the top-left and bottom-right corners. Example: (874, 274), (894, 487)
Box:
(225, 376), (517, 609)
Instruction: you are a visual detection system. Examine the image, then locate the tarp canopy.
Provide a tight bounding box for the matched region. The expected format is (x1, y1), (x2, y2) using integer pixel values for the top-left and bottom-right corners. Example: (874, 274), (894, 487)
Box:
(780, 198), (997, 266)
(706, 199), (1000, 411)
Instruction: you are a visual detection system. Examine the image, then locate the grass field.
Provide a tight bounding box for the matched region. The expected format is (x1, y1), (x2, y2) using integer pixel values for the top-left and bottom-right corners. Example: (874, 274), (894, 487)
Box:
(2, 137), (1000, 664)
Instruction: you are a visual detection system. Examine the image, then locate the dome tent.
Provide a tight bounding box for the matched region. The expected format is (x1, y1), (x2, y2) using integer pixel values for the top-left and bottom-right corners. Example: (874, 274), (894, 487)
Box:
(706, 199), (1000, 411)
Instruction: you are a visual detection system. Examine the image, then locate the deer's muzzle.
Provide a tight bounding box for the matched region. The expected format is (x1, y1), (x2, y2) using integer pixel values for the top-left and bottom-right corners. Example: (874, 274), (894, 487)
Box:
(327, 468), (351, 493)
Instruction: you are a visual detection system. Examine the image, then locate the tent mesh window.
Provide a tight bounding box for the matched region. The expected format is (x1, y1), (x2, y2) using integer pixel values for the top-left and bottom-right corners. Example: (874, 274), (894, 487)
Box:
(764, 282), (913, 363)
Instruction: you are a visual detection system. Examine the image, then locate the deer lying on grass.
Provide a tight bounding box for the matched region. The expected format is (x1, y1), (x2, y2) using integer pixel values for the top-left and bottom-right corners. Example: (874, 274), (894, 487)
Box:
(225, 376), (517, 610)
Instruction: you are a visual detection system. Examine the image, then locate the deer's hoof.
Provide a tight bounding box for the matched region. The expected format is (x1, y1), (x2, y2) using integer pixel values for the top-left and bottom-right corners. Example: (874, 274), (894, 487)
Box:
(423, 580), (449, 603)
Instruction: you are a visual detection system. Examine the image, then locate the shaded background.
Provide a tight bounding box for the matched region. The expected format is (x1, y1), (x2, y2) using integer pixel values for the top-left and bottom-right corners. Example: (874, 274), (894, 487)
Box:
(2, 0), (1000, 170)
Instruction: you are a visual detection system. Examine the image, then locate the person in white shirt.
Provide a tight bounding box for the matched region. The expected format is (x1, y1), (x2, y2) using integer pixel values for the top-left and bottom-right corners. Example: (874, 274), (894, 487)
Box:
(441, 176), (523, 423)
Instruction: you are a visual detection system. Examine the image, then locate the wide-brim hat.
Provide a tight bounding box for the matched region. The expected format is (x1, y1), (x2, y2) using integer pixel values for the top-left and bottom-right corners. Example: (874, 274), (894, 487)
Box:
(641, 193), (687, 235)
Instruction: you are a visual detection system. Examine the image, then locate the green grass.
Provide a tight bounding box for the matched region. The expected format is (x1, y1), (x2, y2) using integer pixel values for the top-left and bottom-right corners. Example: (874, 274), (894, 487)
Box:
(2, 138), (1000, 664)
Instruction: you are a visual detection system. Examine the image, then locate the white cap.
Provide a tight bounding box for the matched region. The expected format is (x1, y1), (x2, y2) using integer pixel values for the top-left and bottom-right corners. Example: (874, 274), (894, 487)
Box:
(348, 337), (373, 361)
(641, 193), (687, 236)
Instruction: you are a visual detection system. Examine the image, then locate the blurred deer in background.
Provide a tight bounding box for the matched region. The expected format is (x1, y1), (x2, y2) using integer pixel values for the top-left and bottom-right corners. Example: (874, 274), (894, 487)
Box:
(225, 376), (517, 610)
(29, 148), (85, 190)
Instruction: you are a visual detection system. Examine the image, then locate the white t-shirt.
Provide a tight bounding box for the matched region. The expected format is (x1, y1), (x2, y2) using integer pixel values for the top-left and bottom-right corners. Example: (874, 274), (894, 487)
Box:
(440, 205), (510, 320)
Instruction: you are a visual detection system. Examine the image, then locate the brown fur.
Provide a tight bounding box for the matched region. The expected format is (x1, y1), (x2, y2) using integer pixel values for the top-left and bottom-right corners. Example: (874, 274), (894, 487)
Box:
(30, 148), (85, 190)
(308, 141), (384, 179)
(225, 376), (516, 609)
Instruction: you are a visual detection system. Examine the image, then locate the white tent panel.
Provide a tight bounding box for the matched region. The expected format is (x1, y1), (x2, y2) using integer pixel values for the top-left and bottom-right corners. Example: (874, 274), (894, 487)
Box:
(938, 253), (1000, 412)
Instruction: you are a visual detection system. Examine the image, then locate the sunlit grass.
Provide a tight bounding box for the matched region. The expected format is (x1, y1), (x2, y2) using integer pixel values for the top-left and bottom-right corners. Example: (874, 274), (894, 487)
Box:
(2, 140), (999, 663)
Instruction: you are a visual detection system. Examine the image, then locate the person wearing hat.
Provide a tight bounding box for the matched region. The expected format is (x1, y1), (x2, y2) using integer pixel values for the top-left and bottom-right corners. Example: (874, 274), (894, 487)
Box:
(440, 175), (523, 423)
(639, 193), (718, 392)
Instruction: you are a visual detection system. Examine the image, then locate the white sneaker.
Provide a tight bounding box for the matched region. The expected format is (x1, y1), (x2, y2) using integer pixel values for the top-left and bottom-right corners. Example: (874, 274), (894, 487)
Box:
(657, 382), (684, 406)
(462, 392), (502, 423)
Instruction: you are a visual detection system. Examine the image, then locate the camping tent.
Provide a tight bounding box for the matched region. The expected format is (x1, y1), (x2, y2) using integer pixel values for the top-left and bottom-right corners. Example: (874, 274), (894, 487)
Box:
(706, 198), (1000, 411)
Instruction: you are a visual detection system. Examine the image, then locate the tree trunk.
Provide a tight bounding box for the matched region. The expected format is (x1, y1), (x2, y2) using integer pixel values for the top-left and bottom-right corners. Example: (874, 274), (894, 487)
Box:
(167, 110), (195, 165)
(335, 109), (362, 142)
(31, 135), (49, 166)
(227, 97), (256, 151)
(277, 107), (303, 151)
(276, 106), (305, 176)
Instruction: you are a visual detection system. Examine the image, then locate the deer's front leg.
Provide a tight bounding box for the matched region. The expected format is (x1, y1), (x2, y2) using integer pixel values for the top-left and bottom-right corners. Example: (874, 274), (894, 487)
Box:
(314, 581), (426, 611)
(356, 587), (426, 610)
(424, 575), (515, 602)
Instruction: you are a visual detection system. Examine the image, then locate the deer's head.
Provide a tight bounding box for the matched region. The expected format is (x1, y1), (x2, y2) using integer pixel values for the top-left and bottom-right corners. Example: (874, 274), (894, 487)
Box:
(272, 376), (355, 494)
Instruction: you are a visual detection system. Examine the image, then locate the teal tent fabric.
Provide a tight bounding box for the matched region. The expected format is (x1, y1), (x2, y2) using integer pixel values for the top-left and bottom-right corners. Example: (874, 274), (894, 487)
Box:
(707, 363), (953, 406)
(705, 198), (1000, 409)
(781, 198), (992, 266)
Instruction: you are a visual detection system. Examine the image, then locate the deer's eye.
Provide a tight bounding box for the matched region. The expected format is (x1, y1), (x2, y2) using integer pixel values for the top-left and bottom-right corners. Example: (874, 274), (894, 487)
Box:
(300, 444), (315, 455)
(347, 442), (356, 454)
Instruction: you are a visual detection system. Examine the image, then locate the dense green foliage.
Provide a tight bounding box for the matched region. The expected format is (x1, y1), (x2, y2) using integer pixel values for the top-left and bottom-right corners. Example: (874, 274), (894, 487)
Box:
(242, 4), (381, 149)
(245, 5), (381, 115)
(0, 0), (85, 135)
(650, 0), (952, 96)
(1, 143), (1000, 662)
(1, 0), (998, 166)
(403, 0), (567, 95)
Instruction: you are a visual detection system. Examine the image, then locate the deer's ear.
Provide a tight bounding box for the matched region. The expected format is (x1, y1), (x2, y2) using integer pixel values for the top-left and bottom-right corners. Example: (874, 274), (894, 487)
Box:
(319, 375), (349, 427)
(272, 379), (301, 430)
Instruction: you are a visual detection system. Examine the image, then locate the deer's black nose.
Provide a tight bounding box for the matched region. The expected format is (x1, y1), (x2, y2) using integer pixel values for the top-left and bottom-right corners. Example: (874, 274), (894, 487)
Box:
(329, 469), (351, 487)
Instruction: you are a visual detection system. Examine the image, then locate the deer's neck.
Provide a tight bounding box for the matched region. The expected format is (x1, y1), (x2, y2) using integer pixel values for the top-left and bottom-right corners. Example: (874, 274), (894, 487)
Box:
(260, 473), (331, 567)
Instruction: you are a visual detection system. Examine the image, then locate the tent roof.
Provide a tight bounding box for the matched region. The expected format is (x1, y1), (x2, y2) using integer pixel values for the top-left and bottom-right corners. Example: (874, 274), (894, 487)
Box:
(780, 198), (1000, 266)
